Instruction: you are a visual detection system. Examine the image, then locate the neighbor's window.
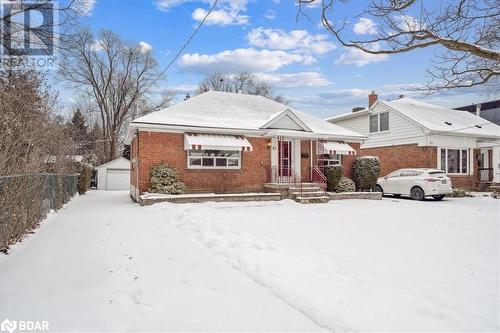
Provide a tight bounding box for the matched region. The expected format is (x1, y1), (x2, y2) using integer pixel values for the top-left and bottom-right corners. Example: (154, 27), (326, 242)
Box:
(188, 150), (241, 169)
(380, 113), (389, 132)
(318, 154), (341, 168)
(440, 149), (468, 174)
(369, 113), (389, 133)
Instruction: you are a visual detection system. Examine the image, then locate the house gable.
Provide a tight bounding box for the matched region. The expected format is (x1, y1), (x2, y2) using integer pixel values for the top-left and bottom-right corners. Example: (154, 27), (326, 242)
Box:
(260, 109), (312, 132)
(329, 103), (427, 148)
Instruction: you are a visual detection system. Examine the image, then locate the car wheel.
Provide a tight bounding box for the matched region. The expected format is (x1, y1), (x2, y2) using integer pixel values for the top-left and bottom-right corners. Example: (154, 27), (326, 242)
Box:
(410, 186), (425, 201)
(432, 195), (445, 201)
(374, 185), (383, 193)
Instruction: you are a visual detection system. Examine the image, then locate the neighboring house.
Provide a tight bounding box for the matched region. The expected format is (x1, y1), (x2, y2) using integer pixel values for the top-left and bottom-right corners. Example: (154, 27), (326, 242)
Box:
(125, 91), (365, 199)
(454, 99), (500, 127)
(327, 92), (500, 190)
(96, 157), (131, 191)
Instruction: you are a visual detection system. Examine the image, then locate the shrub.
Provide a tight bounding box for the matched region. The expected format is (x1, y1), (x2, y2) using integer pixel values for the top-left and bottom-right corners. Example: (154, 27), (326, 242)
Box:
(335, 176), (356, 192)
(77, 165), (92, 195)
(324, 165), (343, 192)
(149, 163), (186, 195)
(448, 188), (474, 197)
(352, 156), (381, 191)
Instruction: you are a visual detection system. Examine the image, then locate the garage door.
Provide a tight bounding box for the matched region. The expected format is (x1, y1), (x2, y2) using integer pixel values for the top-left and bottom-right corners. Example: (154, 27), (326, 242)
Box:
(106, 169), (130, 191)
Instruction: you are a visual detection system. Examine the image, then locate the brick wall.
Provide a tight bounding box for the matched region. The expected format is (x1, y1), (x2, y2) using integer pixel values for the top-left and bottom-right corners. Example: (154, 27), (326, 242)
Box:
(360, 144), (437, 176)
(134, 131), (271, 194)
(343, 142), (360, 178)
(360, 144), (480, 190)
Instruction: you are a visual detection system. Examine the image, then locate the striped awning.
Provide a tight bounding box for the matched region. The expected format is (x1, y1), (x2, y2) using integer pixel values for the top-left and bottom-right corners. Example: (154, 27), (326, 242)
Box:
(320, 142), (357, 155)
(184, 133), (253, 151)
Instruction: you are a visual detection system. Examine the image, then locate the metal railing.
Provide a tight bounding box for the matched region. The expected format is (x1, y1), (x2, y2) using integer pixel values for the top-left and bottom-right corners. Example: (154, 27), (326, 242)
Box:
(479, 168), (493, 182)
(312, 166), (327, 193)
(265, 166), (303, 196)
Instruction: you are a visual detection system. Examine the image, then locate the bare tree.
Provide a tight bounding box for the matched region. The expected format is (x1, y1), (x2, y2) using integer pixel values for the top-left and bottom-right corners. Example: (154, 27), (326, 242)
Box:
(0, 67), (75, 175)
(0, 0), (94, 56)
(196, 71), (288, 103)
(59, 28), (163, 162)
(298, 0), (500, 91)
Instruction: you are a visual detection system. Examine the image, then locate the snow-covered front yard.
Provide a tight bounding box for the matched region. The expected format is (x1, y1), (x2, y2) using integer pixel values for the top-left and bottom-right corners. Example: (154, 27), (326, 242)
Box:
(1, 192), (498, 332)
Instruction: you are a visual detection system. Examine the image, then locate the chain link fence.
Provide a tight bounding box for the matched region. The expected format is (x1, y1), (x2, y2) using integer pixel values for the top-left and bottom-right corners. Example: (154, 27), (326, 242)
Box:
(0, 173), (78, 251)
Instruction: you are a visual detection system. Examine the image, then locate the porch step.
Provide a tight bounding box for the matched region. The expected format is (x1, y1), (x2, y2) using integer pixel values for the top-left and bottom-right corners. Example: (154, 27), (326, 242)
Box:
(290, 183), (329, 203)
(290, 190), (326, 198)
(294, 196), (330, 204)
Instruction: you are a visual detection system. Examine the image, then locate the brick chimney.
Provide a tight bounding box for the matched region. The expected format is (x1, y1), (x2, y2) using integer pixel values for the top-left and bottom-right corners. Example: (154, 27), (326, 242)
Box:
(368, 91), (378, 108)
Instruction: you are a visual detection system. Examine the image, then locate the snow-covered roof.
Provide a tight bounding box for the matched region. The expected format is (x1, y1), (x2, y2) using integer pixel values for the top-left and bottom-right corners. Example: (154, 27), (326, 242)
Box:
(386, 98), (500, 138)
(128, 91), (365, 142)
(328, 97), (500, 139)
(96, 157), (130, 170)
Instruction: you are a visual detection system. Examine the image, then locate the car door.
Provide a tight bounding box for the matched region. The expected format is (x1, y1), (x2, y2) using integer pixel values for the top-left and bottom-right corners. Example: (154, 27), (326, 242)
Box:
(399, 170), (417, 195)
(382, 171), (401, 193)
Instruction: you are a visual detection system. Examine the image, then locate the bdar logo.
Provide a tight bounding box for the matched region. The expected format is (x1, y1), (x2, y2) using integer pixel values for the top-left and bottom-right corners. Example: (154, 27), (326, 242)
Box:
(0, 319), (17, 333)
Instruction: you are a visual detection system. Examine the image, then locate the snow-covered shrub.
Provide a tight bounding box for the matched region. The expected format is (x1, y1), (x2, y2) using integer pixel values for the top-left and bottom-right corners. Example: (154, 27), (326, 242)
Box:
(449, 188), (473, 197)
(149, 163), (186, 195)
(352, 156), (381, 191)
(335, 176), (356, 192)
(325, 165), (343, 192)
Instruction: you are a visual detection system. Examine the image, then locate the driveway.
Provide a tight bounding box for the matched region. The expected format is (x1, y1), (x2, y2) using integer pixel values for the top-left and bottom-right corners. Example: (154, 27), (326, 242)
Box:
(0, 191), (323, 332)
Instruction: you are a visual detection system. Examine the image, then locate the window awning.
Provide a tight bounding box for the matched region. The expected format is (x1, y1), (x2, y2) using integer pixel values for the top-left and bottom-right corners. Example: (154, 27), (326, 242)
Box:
(320, 142), (357, 155)
(184, 133), (253, 151)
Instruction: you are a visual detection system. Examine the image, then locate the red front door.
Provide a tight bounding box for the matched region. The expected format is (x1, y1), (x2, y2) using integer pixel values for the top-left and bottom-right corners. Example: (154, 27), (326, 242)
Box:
(278, 139), (292, 177)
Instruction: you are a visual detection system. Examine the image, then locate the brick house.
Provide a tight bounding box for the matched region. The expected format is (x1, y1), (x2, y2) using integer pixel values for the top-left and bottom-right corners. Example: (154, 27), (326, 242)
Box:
(328, 92), (500, 190)
(126, 91), (365, 199)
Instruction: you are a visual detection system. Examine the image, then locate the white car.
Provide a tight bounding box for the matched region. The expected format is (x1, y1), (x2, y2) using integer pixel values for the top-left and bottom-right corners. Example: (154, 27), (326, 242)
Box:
(374, 168), (453, 201)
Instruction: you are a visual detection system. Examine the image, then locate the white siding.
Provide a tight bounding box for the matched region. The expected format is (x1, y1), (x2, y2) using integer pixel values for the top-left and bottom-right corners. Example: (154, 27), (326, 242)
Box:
(330, 104), (426, 148)
(333, 114), (368, 135)
(270, 115), (304, 130)
(96, 157), (130, 190)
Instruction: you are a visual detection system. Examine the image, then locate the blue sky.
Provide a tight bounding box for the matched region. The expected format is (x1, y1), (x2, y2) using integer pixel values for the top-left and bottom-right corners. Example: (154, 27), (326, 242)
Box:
(75, 0), (497, 118)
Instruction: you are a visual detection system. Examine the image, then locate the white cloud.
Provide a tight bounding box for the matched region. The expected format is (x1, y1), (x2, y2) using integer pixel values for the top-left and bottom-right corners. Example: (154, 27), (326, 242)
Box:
(192, 7), (249, 26)
(155, 0), (249, 26)
(154, 0), (198, 11)
(138, 41), (153, 53)
(178, 48), (314, 74)
(151, 84), (198, 95)
(335, 46), (388, 67)
(353, 18), (377, 35)
(76, 0), (96, 16)
(396, 15), (427, 31)
(90, 39), (105, 52)
(255, 72), (333, 88)
(264, 10), (276, 20)
(247, 28), (336, 55)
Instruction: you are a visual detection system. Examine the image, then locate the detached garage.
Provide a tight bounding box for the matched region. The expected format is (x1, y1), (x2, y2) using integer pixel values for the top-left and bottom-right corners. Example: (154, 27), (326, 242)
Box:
(96, 157), (130, 191)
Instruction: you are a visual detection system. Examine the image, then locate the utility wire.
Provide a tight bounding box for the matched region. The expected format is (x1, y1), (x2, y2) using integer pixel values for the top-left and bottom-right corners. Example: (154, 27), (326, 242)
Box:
(146, 0), (220, 92)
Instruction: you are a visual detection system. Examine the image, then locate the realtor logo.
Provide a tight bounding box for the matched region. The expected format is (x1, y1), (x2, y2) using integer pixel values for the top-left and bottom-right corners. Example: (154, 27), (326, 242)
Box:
(0, 0), (58, 69)
(0, 319), (49, 332)
(1, 319), (17, 333)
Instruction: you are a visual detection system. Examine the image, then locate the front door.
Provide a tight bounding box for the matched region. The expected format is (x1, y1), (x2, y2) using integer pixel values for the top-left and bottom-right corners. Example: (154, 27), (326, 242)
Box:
(278, 139), (292, 178)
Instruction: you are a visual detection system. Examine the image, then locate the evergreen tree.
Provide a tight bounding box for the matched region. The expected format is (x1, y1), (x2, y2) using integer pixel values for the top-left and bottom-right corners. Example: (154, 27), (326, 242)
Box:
(69, 109), (90, 155)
